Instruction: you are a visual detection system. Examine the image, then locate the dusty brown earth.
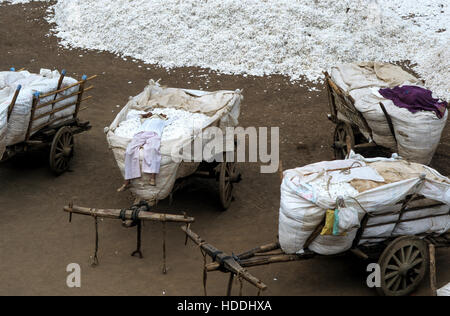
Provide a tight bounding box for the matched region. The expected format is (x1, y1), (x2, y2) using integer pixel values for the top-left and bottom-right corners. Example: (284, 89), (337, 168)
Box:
(0, 2), (448, 296)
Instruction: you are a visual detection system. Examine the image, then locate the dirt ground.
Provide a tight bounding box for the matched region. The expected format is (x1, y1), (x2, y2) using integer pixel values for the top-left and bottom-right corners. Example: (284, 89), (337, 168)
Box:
(0, 2), (448, 296)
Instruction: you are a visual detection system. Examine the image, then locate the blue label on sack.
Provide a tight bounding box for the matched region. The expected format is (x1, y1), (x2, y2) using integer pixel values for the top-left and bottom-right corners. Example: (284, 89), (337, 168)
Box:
(333, 209), (340, 236)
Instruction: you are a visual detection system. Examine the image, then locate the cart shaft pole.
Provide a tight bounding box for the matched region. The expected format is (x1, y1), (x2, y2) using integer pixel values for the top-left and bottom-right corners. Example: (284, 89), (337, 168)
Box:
(182, 226), (268, 291)
(429, 243), (437, 296)
(64, 205), (195, 223)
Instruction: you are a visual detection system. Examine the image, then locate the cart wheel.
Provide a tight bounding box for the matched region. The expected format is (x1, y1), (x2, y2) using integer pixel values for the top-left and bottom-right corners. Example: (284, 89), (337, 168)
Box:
(49, 126), (74, 175)
(377, 236), (429, 296)
(333, 122), (355, 160)
(219, 161), (237, 211)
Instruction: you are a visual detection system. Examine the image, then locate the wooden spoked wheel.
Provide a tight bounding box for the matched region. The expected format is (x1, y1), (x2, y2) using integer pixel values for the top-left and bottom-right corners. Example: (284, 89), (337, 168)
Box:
(333, 122), (355, 160)
(49, 126), (74, 175)
(377, 236), (429, 296)
(219, 161), (237, 211)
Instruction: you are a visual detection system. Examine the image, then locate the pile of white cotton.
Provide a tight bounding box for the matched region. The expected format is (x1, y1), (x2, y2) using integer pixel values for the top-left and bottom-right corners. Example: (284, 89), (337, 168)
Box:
(309, 176), (360, 201)
(114, 108), (210, 141)
(45, 0), (449, 99)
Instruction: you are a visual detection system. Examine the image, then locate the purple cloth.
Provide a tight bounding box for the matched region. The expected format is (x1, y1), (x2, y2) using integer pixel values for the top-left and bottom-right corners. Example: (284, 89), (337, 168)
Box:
(379, 85), (447, 119)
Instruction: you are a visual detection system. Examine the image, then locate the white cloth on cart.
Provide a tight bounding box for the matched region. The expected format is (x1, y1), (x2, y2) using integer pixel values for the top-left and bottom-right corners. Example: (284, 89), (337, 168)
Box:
(279, 152), (450, 256)
(330, 62), (448, 165)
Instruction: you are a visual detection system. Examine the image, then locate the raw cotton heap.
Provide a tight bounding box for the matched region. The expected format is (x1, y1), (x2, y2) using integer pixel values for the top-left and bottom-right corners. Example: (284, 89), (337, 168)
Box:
(46, 0), (449, 99)
(0, 0), (49, 4)
(330, 62), (448, 165)
(106, 80), (242, 203)
(115, 108), (211, 141)
(279, 152), (450, 256)
(0, 69), (78, 160)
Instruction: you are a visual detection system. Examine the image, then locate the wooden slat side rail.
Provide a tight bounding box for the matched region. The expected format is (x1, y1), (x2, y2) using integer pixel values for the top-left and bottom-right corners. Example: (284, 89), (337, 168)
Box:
(379, 102), (398, 144)
(353, 213), (370, 248)
(324, 71), (373, 138)
(395, 195), (426, 206)
(33, 101), (78, 121)
(182, 226), (268, 291)
(74, 76), (87, 119)
(32, 90), (95, 122)
(25, 93), (39, 141)
(31, 101), (92, 134)
(53, 70), (66, 102)
(32, 116), (73, 134)
(364, 202), (446, 223)
(7, 85), (21, 121)
(35, 85), (94, 111)
(324, 71), (338, 121)
(365, 211), (449, 230)
(38, 75), (97, 98)
(64, 205), (195, 224)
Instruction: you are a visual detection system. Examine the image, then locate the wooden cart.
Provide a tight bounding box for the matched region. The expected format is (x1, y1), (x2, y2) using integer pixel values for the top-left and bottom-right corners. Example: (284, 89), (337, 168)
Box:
(1, 70), (95, 175)
(324, 71), (396, 160)
(169, 155), (242, 211)
(183, 194), (450, 296)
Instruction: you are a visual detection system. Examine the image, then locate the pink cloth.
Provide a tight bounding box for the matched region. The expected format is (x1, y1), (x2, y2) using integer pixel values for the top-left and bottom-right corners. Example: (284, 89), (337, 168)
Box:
(124, 131), (161, 180)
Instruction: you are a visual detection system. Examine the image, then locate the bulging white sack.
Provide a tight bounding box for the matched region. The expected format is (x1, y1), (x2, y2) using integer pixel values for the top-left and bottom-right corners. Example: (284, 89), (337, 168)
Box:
(106, 80), (242, 203)
(279, 153), (450, 256)
(350, 87), (448, 165)
(0, 102), (8, 160)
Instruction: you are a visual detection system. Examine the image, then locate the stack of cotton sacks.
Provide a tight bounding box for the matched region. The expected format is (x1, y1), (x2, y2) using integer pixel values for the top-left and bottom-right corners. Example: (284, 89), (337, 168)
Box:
(0, 69), (79, 160)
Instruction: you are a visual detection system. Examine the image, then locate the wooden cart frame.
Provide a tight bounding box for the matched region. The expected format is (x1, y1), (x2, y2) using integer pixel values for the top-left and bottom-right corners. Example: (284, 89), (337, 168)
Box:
(169, 155), (242, 211)
(1, 69), (96, 175)
(324, 71), (395, 160)
(183, 193), (450, 296)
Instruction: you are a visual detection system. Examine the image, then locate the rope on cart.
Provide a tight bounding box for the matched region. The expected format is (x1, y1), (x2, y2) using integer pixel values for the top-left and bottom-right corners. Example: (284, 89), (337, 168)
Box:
(348, 197), (372, 216)
(119, 209), (127, 221)
(339, 161), (364, 175)
(211, 250), (223, 261)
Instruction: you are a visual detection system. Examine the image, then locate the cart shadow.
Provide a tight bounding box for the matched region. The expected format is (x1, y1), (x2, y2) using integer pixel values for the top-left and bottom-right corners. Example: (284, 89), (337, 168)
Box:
(1, 150), (50, 172)
(155, 178), (224, 215)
